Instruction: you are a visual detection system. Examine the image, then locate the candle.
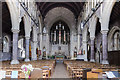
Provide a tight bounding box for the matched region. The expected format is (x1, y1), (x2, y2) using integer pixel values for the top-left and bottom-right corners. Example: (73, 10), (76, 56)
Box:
(56, 26), (58, 29)
(59, 23), (61, 28)
(54, 31), (56, 41)
(51, 33), (52, 42)
(64, 31), (66, 42)
(59, 30), (61, 44)
(62, 26), (64, 30)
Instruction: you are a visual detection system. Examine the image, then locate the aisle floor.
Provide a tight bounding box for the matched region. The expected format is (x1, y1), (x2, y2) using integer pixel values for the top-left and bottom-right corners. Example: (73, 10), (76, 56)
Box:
(51, 62), (70, 78)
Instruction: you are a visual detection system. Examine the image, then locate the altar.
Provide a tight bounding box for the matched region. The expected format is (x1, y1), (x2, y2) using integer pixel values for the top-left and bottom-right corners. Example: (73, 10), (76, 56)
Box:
(55, 55), (64, 60)
(55, 52), (65, 62)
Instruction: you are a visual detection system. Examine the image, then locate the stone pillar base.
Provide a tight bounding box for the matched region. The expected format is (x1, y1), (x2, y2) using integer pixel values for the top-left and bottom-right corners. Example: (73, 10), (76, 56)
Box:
(39, 56), (42, 60)
(39, 57), (42, 60)
(84, 58), (88, 61)
(11, 60), (19, 64)
(32, 58), (37, 61)
(102, 60), (109, 64)
(71, 57), (75, 60)
(46, 57), (48, 59)
(24, 58), (30, 62)
(90, 59), (95, 62)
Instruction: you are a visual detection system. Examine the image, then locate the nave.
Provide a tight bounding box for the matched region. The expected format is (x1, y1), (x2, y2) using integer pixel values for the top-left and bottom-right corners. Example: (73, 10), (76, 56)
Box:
(51, 62), (69, 78)
(1, 0), (120, 79)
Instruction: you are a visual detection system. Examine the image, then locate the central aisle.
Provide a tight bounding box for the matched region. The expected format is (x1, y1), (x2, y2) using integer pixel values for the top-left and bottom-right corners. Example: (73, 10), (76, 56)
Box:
(51, 62), (70, 78)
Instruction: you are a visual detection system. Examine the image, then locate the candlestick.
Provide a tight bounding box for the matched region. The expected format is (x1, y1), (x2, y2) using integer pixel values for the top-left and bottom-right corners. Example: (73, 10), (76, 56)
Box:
(54, 31), (56, 42)
(62, 26), (64, 30)
(56, 25), (58, 29)
(59, 30), (61, 44)
(64, 31), (66, 42)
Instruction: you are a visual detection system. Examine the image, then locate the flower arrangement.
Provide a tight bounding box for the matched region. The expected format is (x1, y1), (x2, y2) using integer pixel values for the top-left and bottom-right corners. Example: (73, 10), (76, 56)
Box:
(21, 64), (33, 78)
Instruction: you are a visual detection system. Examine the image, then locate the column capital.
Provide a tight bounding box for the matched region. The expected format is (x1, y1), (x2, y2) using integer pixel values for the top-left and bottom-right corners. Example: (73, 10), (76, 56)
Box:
(38, 33), (42, 35)
(83, 40), (87, 43)
(11, 29), (20, 33)
(25, 36), (30, 39)
(90, 37), (95, 40)
(33, 41), (38, 43)
(78, 33), (82, 35)
(101, 30), (108, 34)
(33, 26), (37, 29)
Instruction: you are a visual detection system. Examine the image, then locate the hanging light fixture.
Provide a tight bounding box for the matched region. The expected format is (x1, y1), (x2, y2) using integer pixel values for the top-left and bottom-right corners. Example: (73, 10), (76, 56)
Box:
(43, 27), (46, 34)
(62, 26), (64, 30)
(59, 22), (62, 28)
(56, 25), (58, 30)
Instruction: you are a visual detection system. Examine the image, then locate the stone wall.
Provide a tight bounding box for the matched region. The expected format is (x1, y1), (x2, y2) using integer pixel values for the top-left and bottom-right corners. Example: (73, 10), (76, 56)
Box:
(0, 52), (12, 61)
(108, 50), (120, 66)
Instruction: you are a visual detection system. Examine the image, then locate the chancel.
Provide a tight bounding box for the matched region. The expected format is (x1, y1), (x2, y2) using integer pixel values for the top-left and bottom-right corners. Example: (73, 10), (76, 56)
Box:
(0, 0), (120, 79)
(50, 21), (70, 58)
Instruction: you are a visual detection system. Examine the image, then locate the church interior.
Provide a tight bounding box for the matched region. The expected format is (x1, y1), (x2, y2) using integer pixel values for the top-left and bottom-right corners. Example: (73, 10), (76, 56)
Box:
(0, 0), (120, 79)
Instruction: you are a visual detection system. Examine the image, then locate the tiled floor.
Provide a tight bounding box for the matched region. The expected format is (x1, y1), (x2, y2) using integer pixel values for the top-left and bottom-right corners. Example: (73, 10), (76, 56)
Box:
(51, 62), (70, 78)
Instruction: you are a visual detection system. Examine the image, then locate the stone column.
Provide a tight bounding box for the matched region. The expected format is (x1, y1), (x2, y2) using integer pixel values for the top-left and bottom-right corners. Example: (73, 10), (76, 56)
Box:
(70, 32), (74, 59)
(39, 33), (43, 59)
(24, 37), (30, 62)
(83, 40), (88, 61)
(46, 33), (49, 59)
(77, 33), (83, 59)
(11, 29), (19, 64)
(31, 27), (37, 60)
(90, 37), (95, 62)
(0, 2), (2, 52)
(80, 34), (82, 48)
(0, 8), (1, 66)
(77, 33), (82, 52)
(101, 30), (109, 64)
(31, 41), (37, 60)
(77, 34), (80, 52)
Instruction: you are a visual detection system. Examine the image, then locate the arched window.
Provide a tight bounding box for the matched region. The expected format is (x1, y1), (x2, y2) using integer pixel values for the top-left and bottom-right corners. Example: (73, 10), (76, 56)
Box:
(3, 36), (9, 52)
(113, 32), (120, 50)
(50, 21), (70, 45)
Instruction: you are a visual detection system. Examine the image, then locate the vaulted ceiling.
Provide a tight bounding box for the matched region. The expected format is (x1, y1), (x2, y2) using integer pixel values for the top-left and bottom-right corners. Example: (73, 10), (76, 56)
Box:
(36, 2), (85, 19)
(2, 1), (120, 35)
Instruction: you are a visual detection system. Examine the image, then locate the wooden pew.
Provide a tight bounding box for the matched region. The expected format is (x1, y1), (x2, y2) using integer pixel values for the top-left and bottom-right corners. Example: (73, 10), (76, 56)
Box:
(1, 60), (56, 79)
(64, 60), (120, 79)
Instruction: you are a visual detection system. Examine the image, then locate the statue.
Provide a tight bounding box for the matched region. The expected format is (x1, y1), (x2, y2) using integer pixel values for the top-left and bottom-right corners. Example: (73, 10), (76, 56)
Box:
(42, 47), (46, 59)
(74, 47), (77, 58)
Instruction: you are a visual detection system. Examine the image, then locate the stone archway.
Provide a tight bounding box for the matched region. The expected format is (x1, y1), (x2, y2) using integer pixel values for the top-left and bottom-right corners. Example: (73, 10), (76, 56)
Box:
(101, 0), (116, 30)
(44, 7), (76, 59)
(18, 17), (26, 59)
(50, 20), (70, 57)
(94, 18), (102, 63)
(3, 36), (9, 53)
(2, 2), (13, 61)
(5, 0), (20, 30)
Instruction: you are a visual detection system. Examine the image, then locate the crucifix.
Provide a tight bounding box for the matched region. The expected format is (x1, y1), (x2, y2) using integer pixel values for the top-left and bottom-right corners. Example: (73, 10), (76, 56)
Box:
(59, 22), (62, 44)
(59, 29), (61, 44)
